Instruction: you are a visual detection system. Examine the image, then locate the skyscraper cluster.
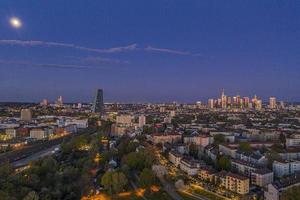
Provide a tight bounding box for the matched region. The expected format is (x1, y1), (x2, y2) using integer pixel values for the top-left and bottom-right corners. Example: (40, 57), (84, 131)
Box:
(208, 90), (263, 110)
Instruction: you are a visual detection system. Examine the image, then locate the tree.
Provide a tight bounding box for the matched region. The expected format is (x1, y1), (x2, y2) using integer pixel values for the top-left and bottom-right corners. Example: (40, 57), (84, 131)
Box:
(217, 156), (231, 171)
(101, 171), (128, 194)
(122, 152), (143, 171)
(122, 148), (155, 172)
(139, 168), (156, 188)
(238, 142), (252, 153)
(279, 133), (286, 149)
(23, 191), (39, 200)
(281, 185), (300, 200)
(266, 152), (281, 169)
(189, 143), (199, 159)
(101, 171), (113, 194)
(112, 172), (128, 193)
(213, 134), (225, 146)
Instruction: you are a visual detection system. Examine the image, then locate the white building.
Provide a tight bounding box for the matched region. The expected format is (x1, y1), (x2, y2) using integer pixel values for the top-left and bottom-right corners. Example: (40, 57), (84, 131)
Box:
(179, 157), (201, 176)
(152, 133), (182, 144)
(138, 115), (146, 128)
(183, 135), (213, 147)
(65, 119), (88, 129)
(208, 99), (214, 109)
(20, 109), (32, 122)
(5, 128), (17, 138)
(286, 134), (300, 147)
(251, 169), (274, 187)
(116, 115), (132, 125)
(269, 97), (277, 109)
(30, 128), (48, 140)
(231, 159), (259, 177)
(170, 110), (176, 118)
(273, 160), (300, 178)
(168, 150), (182, 167)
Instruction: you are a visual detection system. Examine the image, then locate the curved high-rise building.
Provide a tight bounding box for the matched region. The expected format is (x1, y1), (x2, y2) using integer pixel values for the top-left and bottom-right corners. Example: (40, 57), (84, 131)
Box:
(93, 89), (104, 115)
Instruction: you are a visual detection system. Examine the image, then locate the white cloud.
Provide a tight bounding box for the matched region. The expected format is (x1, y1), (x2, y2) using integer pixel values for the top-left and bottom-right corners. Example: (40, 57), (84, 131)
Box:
(0, 59), (106, 70)
(0, 39), (137, 54)
(145, 46), (191, 55)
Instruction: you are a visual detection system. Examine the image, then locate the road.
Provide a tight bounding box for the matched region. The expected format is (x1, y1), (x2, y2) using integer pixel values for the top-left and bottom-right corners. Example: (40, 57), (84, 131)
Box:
(12, 144), (59, 168)
(157, 174), (183, 200)
(0, 136), (70, 165)
(179, 190), (210, 200)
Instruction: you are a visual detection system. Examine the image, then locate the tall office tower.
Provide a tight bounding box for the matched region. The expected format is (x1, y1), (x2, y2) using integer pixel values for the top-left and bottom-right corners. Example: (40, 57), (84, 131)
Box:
(243, 97), (250, 108)
(227, 96), (232, 106)
(233, 96), (237, 106)
(56, 96), (63, 106)
(236, 95), (241, 108)
(280, 101), (285, 109)
(217, 98), (222, 107)
(221, 89), (227, 109)
(208, 99), (215, 109)
(40, 99), (49, 106)
(93, 89), (104, 115)
(252, 95), (258, 106)
(138, 115), (146, 128)
(269, 97), (277, 109)
(20, 109), (32, 122)
(256, 100), (262, 110)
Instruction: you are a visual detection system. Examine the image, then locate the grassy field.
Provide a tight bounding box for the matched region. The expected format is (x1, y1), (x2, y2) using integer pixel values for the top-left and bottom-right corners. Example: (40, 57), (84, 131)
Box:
(191, 186), (226, 200)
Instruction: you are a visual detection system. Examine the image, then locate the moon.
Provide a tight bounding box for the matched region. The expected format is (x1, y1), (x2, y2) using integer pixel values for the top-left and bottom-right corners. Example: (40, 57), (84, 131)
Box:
(10, 17), (22, 28)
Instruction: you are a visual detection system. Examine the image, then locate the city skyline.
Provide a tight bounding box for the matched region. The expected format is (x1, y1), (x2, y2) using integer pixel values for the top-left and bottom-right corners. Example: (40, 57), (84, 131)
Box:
(1, 2), (300, 200)
(0, 1), (299, 102)
(0, 89), (292, 105)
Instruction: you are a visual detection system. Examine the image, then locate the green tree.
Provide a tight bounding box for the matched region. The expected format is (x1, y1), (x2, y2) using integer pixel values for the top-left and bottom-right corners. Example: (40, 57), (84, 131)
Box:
(101, 171), (128, 194)
(281, 185), (300, 200)
(213, 134), (225, 146)
(0, 162), (13, 179)
(122, 148), (155, 172)
(112, 172), (128, 193)
(23, 191), (39, 200)
(238, 142), (252, 152)
(279, 133), (286, 149)
(266, 152), (281, 169)
(217, 155), (231, 171)
(101, 171), (113, 194)
(189, 143), (199, 159)
(139, 168), (156, 188)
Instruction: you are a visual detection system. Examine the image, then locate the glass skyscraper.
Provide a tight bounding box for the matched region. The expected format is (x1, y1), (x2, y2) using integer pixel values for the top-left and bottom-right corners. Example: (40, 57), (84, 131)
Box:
(93, 89), (104, 115)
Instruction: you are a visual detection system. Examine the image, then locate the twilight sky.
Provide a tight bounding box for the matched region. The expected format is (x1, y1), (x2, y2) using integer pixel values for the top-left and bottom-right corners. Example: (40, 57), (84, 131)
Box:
(0, 0), (299, 103)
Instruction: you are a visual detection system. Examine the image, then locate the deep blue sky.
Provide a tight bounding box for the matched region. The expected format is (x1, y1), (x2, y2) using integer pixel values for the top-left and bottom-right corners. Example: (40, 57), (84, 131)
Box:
(0, 0), (299, 103)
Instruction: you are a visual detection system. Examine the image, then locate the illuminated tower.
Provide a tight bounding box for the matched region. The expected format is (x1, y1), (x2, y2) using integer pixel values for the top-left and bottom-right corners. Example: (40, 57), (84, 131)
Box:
(269, 97), (277, 109)
(256, 100), (262, 110)
(236, 95), (241, 108)
(243, 97), (250, 108)
(56, 96), (63, 106)
(93, 89), (104, 115)
(208, 99), (215, 109)
(221, 89), (227, 109)
(252, 95), (258, 105)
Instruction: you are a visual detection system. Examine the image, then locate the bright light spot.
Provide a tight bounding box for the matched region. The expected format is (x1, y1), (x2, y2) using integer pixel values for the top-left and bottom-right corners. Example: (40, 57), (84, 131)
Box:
(151, 185), (160, 192)
(136, 188), (146, 197)
(10, 17), (22, 28)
